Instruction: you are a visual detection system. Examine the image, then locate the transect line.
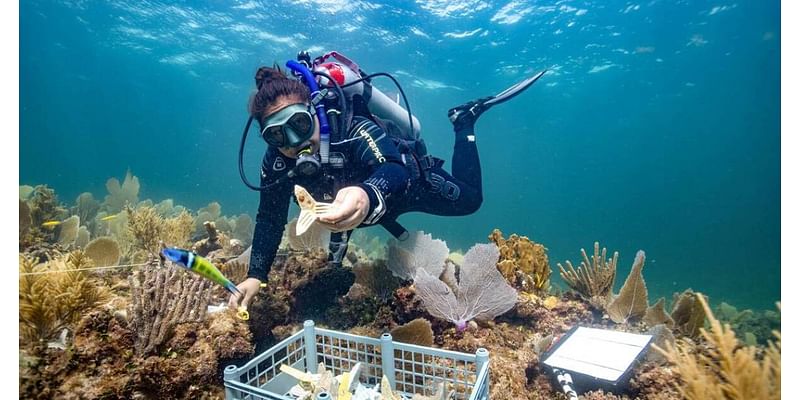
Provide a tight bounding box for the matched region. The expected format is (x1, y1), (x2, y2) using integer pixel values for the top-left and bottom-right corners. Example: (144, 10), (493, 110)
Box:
(19, 262), (151, 276)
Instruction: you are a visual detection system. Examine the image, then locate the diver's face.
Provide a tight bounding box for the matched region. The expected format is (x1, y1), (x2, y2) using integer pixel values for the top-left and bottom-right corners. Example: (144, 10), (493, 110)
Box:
(264, 96), (320, 159)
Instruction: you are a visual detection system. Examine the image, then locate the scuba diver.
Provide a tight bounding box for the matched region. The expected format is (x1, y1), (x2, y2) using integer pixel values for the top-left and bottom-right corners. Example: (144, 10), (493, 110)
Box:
(229, 51), (545, 309)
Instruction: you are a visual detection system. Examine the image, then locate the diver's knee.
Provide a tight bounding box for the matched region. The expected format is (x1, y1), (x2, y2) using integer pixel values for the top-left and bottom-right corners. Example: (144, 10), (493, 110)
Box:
(457, 194), (483, 215)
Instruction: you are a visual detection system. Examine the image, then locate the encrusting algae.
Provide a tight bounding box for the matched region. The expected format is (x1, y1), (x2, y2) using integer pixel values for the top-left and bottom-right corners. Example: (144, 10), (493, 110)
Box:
(17, 172), (780, 399)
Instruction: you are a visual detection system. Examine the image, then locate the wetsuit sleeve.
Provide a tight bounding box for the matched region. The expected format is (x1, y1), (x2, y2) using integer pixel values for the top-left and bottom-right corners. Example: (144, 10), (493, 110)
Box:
(247, 151), (292, 282)
(348, 117), (409, 225)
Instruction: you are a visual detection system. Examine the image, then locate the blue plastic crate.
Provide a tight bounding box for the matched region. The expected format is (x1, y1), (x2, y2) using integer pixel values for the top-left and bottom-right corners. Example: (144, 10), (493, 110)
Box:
(224, 320), (490, 400)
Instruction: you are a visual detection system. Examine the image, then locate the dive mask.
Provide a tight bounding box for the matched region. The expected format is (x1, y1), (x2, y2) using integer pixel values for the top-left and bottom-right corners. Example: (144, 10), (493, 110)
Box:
(260, 103), (316, 148)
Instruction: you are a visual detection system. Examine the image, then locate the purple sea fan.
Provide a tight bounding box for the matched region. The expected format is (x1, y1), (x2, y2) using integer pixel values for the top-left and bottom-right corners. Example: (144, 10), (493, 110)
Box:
(414, 243), (518, 331)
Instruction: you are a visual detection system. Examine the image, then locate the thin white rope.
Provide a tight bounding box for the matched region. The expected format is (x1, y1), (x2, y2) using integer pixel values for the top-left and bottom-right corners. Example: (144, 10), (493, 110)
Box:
(19, 262), (151, 276)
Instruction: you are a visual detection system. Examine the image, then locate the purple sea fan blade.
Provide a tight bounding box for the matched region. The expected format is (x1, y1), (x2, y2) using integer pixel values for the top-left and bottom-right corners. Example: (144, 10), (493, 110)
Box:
(388, 231), (449, 280)
(414, 243), (518, 330)
(456, 243), (518, 322)
(414, 268), (461, 325)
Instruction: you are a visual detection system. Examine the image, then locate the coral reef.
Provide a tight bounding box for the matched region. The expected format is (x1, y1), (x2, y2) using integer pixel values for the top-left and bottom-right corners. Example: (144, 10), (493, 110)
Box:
(557, 241), (618, 309)
(20, 307), (253, 399)
(605, 250), (648, 323)
(19, 251), (110, 347)
(28, 184), (68, 226)
(192, 220), (224, 256)
(715, 301), (780, 345)
(75, 225), (90, 248)
(350, 258), (401, 302)
(390, 318), (434, 346)
(221, 260), (249, 287)
(20, 185), (69, 249)
(349, 229), (387, 260)
(83, 236), (121, 268)
(125, 206), (165, 258)
(56, 215), (80, 246)
(124, 205), (194, 261)
(103, 170), (140, 213)
(644, 298), (675, 329)
(20, 199), (32, 236)
(128, 265), (214, 355)
(488, 229), (552, 295)
(17, 176), (780, 400)
(72, 192), (100, 229)
(414, 243), (518, 331)
(232, 213), (254, 246)
(387, 231), (448, 280)
(670, 289), (707, 338)
(654, 293), (780, 400)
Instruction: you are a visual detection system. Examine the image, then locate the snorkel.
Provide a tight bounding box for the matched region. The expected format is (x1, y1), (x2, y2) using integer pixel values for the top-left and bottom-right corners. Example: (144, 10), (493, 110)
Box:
(286, 59), (331, 164)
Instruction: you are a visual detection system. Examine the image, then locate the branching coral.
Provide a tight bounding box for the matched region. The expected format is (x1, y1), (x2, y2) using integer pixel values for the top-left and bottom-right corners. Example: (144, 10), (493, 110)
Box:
(654, 293), (780, 400)
(162, 209), (194, 248)
(19, 251), (110, 347)
(488, 229), (552, 296)
(28, 184), (67, 225)
(126, 206), (163, 256)
(194, 201), (222, 235)
(128, 265), (213, 355)
(125, 206), (194, 260)
(221, 260), (249, 286)
(557, 242), (618, 309)
(192, 221), (226, 257)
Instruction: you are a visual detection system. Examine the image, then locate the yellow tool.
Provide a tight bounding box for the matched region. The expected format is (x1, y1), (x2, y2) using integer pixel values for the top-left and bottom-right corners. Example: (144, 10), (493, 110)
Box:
(236, 306), (250, 321)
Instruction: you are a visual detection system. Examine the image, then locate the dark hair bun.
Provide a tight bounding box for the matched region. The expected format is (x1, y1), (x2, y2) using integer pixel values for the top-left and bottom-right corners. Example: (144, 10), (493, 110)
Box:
(255, 65), (286, 89)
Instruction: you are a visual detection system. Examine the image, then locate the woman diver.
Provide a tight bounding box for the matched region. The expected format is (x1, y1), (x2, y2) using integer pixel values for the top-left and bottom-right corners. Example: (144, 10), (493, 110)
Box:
(229, 52), (545, 309)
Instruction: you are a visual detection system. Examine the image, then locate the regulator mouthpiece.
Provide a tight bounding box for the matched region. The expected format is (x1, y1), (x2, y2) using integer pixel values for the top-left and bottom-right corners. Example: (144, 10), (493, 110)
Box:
(291, 146), (321, 178)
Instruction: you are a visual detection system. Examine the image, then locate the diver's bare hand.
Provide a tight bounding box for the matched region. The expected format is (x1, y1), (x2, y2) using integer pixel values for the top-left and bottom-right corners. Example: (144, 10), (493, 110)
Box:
(318, 186), (369, 232)
(229, 277), (261, 309)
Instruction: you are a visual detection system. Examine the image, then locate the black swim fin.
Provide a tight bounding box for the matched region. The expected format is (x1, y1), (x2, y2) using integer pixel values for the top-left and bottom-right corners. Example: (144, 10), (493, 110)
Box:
(484, 69), (547, 108)
(449, 69), (547, 129)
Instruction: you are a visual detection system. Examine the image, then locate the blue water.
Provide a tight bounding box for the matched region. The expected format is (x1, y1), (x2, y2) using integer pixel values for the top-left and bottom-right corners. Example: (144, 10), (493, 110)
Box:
(20, 0), (780, 310)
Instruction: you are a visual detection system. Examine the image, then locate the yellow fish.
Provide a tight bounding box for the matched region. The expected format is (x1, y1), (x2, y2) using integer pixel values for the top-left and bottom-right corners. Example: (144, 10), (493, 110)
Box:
(100, 214), (118, 221)
(41, 220), (62, 228)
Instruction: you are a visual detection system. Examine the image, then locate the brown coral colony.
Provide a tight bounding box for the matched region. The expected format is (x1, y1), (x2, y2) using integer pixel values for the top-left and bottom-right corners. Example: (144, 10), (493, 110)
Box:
(18, 172), (780, 400)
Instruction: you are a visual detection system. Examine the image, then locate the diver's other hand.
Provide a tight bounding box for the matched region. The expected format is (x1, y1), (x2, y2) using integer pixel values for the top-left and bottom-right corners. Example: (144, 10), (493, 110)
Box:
(318, 186), (369, 232)
(229, 277), (261, 309)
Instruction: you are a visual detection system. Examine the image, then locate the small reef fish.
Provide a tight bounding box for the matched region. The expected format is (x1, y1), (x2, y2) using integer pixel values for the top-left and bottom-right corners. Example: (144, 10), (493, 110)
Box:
(41, 220), (62, 228)
(294, 185), (333, 236)
(161, 248), (242, 296)
(100, 214), (118, 221)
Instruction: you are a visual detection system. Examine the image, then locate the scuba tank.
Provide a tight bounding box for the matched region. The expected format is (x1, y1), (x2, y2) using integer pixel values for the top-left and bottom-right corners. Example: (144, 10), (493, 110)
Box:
(311, 51), (421, 141)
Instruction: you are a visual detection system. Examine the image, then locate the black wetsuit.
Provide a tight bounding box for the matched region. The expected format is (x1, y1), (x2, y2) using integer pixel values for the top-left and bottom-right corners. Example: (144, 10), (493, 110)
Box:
(247, 116), (482, 282)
